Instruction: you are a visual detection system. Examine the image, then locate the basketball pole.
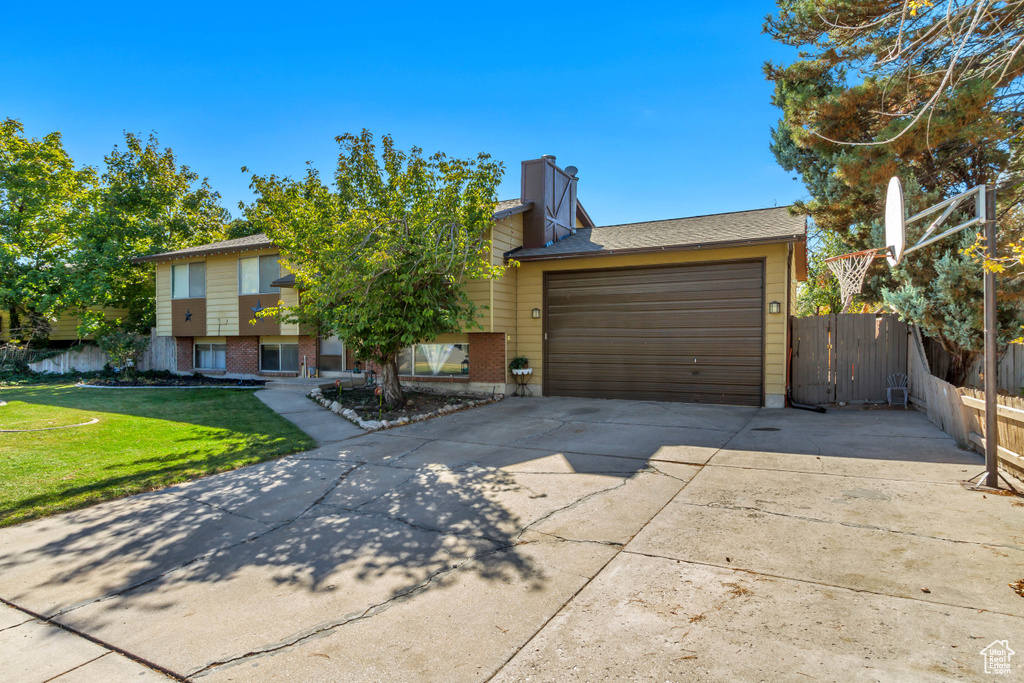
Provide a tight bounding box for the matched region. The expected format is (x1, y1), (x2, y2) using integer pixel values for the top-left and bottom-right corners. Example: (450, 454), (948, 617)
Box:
(983, 183), (999, 489)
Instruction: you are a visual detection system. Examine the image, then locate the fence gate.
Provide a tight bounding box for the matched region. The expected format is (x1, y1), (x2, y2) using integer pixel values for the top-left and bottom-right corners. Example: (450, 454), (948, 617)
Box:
(790, 313), (908, 405)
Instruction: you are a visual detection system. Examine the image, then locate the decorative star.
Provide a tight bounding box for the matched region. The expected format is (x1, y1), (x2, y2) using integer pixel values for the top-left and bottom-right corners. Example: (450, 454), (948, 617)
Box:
(184, 309), (192, 322)
(251, 299), (263, 320)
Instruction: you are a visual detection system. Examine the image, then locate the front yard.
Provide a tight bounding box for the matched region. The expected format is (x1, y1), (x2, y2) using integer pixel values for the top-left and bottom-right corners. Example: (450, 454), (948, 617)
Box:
(0, 385), (315, 527)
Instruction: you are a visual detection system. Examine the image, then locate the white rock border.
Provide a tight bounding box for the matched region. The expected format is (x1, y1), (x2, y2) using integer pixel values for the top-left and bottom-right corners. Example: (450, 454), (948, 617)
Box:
(306, 386), (503, 432)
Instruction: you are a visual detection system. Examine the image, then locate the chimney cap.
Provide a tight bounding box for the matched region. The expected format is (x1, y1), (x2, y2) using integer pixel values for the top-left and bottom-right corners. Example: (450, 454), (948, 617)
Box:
(541, 154), (556, 161)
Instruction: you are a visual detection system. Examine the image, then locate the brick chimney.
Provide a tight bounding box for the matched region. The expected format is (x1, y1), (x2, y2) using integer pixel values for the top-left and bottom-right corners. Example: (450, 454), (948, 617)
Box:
(520, 155), (579, 249)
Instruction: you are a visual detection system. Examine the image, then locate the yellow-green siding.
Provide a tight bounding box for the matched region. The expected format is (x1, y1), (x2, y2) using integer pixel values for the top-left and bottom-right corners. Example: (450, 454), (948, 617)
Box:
(154, 248), (297, 337)
(1, 307), (128, 341)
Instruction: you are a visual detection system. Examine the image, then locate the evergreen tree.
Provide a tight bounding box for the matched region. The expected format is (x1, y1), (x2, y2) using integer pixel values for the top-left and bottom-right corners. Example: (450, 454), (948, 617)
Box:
(764, 0), (1024, 383)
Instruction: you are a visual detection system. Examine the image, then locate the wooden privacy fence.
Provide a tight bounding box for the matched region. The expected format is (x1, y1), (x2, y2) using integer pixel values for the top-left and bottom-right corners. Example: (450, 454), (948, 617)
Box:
(27, 330), (176, 374)
(907, 326), (1024, 483)
(790, 313), (908, 405)
(924, 335), (1024, 393)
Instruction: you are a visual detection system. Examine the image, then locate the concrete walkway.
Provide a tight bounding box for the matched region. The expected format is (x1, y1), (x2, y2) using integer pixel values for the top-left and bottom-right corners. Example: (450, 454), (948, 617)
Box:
(0, 393), (1021, 681)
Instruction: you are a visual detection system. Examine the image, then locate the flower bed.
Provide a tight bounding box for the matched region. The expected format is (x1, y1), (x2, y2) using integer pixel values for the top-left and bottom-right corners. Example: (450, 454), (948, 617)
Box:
(308, 385), (502, 431)
(82, 372), (265, 388)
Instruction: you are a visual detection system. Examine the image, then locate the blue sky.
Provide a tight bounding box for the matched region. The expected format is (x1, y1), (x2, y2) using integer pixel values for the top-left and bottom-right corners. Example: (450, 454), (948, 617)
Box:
(3, 1), (804, 226)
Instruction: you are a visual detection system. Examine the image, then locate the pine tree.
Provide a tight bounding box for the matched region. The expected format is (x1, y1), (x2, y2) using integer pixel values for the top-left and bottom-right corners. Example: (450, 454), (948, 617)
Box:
(764, 0), (1024, 384)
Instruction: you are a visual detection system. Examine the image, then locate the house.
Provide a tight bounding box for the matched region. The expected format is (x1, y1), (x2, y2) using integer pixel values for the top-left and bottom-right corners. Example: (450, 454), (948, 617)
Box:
(134, 155), (806, 407)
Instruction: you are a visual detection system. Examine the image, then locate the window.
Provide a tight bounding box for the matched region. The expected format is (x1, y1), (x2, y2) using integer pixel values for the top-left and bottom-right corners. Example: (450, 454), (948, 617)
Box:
(239, 255), (281, 295)
(194, 343), (226, 370)
(397, 343), (468, 376)
(260, 343), (299, 372)
(172, 262), (206, 299)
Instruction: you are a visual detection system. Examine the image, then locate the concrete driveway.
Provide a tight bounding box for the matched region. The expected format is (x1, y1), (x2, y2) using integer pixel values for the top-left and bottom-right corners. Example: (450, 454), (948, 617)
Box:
(1, 394), (1022, 681)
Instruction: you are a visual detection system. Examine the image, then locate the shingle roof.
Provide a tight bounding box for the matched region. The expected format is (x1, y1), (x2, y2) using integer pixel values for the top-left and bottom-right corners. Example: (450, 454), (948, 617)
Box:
(511, 206), (806, 261)
(131, 233), (274, 263)
(492, 198), (532, 219)
(133, 199), (533, 263)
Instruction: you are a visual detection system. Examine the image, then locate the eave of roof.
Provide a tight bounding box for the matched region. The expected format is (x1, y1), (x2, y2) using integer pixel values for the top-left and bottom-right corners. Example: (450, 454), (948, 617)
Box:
(270, 273), (297, 288)
(509, 206), (807, 262)
(132, 200), (537, 264)
(130, 235), (275, 264)
(509, 234), (806, 262)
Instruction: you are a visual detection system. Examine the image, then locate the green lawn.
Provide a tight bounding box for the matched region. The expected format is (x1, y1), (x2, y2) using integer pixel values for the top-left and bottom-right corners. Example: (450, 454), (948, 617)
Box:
(0, 385), (316, 527)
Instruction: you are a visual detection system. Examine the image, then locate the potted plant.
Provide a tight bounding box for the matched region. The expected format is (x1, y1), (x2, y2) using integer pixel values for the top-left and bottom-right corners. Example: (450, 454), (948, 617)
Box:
(508, 356), (532, 375)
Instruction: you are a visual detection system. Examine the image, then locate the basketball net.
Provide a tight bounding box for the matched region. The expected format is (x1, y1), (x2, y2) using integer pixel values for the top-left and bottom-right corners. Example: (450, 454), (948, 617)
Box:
(825, 248), (886, 313)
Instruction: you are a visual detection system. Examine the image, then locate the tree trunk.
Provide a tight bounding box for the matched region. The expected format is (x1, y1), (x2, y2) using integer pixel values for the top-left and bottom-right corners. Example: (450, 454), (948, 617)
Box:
(945, 348), (978, 387)
(380, 357), (405, 408)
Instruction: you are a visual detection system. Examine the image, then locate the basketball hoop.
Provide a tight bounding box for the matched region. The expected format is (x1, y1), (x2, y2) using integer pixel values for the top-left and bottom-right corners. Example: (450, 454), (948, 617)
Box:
(823, 247), (888, 313)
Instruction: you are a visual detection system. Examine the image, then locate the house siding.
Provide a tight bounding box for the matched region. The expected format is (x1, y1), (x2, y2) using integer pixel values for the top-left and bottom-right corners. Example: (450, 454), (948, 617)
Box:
(205, 254), (238, 337)
(155, 263), (172, 336)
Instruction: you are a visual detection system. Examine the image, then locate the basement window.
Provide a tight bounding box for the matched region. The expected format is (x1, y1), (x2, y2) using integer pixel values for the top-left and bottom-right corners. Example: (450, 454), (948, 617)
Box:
(194, 343), (226, 370)
(260, 343), (299, 372)
(397, 343), (468, 376)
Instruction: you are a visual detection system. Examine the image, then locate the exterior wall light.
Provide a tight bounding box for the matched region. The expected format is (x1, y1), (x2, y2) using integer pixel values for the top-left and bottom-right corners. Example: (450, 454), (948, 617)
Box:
(768, 301), (782, 314)
(532, 308), (541, 319)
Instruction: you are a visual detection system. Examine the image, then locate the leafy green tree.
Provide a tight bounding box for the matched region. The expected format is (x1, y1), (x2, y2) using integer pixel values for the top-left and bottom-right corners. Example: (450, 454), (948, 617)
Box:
(96, 329), (150, 380)
(222, 217), (260, 240)
(0, 119), (95, 343)
(795, 225), (844, 316)
(72, 132), (229, 336)
(244, 130), (507, 407)
(764, 0), (1024, 383)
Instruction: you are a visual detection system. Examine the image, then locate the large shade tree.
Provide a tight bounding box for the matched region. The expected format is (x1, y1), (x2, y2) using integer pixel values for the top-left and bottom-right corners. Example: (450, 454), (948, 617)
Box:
(244, 130), (507, 407)
(0, 119), (95, 342)
(765, 0), (1024, 383)
(72, 132), (229, 336)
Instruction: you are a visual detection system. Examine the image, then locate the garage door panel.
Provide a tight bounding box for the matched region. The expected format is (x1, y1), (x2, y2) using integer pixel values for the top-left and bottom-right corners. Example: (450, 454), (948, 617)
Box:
(545, 261), (764, 406)
(549, 283), (765, 305)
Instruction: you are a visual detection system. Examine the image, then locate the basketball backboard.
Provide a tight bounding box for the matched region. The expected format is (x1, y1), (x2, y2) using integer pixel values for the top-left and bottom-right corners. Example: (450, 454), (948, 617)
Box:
(885, 176), (905, 266)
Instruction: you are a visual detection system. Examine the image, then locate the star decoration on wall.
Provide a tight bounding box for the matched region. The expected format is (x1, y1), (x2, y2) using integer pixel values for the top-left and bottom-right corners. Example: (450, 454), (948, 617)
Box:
(184, 309), (192, 322)
(251, 299), (263, 320)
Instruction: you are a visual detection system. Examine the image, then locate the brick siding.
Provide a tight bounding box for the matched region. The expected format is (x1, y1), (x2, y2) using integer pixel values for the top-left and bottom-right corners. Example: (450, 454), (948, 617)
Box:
(468, 332), (506, 384)
(176, 337), (194, 372)
(226, 336), (259, 375)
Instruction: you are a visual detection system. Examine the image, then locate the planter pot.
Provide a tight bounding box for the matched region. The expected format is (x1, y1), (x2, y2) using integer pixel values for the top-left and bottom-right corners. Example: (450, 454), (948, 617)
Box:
(511, 368), (533, 376)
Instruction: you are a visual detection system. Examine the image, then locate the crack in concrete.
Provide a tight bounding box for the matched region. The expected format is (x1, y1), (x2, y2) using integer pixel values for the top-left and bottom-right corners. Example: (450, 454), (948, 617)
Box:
(39, 652), (110, 683)
(502, 419), (567, 447)
(0, 614), (34, 633)
(647, 462), (702, 482)
(46, 465), (367, 621)
(187, 541), (516, 678)
(162, 491), (273, 526)
(677, 501), (1024, 552)
(323, 503), (512, 546)
(619, 549), (1024, 620)
(0, 597), (185, 681)
(511, 478), (631, 543)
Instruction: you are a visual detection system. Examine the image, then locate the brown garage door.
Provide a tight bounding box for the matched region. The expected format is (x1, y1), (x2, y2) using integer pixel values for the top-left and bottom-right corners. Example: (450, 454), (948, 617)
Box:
(544, 260), (764, 406)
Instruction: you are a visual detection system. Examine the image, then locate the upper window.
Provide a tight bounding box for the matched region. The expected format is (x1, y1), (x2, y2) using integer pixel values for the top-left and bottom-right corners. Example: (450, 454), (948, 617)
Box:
(172, 262), (205, 299)
(239, 255), (281, 295)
